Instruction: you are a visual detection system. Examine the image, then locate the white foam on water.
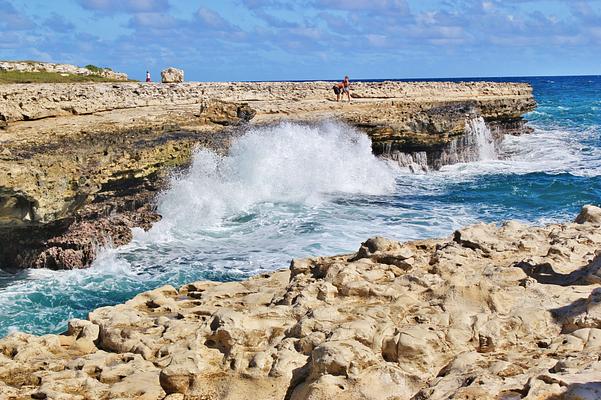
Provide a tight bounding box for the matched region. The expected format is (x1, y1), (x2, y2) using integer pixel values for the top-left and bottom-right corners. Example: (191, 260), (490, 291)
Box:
(434, 125), (601, 178)
(434, 117), (498, 167)
(469, 117), (497, 160)
(146, 121), (397, 238)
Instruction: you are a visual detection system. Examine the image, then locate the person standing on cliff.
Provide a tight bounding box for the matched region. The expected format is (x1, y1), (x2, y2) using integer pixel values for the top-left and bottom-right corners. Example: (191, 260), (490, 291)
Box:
(332, 76), (351, 102)
(145, 71), (151, 82)
(342, 76), (351, 102)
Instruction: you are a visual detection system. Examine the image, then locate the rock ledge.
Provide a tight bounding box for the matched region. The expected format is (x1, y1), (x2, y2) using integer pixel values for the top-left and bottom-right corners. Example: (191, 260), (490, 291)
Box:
(0, 80), (535, 270)
(2, 207), (601, 399)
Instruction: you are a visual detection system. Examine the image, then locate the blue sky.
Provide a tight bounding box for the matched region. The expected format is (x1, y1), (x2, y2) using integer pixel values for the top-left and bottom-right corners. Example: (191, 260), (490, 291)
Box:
(1, 0), (600, 81)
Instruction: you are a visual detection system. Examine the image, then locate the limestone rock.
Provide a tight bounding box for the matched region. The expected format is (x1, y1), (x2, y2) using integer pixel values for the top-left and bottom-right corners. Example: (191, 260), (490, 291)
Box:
(2, 212), (601, 398)
(159, 351), (207, 394)
(199, 99), (256, 125)
(575, 204), (601, 224)
(161, 67), (184, 83)
(0, 61), (128, 80)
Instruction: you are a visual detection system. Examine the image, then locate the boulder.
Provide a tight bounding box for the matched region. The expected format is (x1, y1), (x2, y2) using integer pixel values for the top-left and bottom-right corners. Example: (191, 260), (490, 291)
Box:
(575, 204), (601, 224)
(198, 99), (256, 126)
(159, 351), (205, 394)
(161, 67), (184, 83)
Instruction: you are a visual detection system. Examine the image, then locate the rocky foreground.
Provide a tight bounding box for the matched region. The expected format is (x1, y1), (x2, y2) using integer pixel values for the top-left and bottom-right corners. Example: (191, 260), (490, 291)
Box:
(2, 206), (601, 399)
(0, 80), (535, 270)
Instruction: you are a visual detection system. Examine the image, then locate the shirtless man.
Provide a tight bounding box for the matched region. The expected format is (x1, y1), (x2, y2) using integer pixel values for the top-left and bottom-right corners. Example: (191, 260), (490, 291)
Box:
(332, 76), (351, 102)
(341, 76), (351, 102)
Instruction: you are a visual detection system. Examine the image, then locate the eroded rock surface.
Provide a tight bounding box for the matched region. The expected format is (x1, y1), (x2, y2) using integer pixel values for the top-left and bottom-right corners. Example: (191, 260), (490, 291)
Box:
(1, 207), (601, 399)
(0, 81), (534, 269)
(161, 68), (184, 83)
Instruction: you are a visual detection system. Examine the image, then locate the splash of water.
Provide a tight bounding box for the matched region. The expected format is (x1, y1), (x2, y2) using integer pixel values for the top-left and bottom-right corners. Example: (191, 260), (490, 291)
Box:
(467, 117), (497, 160)
(153, 121), (397, 234)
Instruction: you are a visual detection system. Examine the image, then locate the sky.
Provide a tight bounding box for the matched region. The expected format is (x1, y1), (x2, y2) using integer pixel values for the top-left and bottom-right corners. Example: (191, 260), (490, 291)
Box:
(0, 0), (600, 81)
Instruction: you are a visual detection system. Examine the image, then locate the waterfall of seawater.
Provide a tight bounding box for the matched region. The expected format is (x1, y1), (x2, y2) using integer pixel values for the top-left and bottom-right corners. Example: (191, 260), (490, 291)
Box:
(386, 116), (497, 171)
(437, 116), (498, 167)
(467, 117), (497, 160)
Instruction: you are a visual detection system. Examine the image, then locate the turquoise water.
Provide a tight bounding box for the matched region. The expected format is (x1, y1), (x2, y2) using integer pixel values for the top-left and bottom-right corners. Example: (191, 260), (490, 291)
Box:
(1, 76), (600, 337)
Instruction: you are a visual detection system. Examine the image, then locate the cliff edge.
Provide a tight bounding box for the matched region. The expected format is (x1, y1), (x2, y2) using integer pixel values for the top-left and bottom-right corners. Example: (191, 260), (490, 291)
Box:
(1, 207), (600, 399)
(0, 81), (535, 270)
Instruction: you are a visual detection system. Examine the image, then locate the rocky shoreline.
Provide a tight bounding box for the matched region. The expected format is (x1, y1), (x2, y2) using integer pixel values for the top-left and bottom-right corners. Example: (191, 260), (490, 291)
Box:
(1, 206), (600, 399)
(0, 81), (535, 270)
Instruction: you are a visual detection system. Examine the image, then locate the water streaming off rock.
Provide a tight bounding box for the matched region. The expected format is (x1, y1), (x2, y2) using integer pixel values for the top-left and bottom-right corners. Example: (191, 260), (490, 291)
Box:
(438, 116), (498, 166)
(383, 116), (497, 172)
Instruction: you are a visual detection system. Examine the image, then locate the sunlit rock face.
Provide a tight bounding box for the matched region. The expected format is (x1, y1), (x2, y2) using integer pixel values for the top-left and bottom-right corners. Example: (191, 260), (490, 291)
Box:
(161, 67), (184, 83)
(0, 61), (128, 80)
(1, 207), (601, 399)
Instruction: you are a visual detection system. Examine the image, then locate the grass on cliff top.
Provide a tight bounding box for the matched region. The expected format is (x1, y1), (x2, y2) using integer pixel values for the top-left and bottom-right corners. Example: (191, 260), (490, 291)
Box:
(0, 71), (129, 84)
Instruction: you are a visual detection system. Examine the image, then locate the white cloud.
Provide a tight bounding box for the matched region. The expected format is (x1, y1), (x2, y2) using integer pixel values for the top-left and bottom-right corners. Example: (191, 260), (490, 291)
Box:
(77, 0), (170, 14)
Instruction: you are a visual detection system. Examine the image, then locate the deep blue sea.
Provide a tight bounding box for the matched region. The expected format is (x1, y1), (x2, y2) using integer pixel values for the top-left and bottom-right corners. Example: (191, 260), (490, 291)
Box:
(0, 75), (600, 337)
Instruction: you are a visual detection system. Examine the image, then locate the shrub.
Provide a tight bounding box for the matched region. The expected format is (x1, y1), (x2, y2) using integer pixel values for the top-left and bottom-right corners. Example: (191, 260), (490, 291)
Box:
(84, 64), (103, 73)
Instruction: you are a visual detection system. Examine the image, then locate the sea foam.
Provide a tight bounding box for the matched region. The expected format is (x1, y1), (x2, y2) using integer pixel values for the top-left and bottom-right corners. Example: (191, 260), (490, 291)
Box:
(153, 121), (397, 233)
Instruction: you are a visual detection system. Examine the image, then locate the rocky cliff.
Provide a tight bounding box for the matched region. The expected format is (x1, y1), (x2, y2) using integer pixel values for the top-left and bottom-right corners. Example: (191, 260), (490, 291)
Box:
(0, 61), (128, 81)
(0, 81), (535, 270)
(1, 207), (601, 399)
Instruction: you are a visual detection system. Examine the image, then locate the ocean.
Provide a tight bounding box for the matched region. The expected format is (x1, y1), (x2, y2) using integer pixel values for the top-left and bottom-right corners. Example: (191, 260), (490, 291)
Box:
(0, 75), (599, 337)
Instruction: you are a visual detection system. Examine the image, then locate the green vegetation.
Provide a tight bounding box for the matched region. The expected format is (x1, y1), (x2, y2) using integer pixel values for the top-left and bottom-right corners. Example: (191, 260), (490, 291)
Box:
(84, 64), (113, 73)
(0, 70), (121, 84)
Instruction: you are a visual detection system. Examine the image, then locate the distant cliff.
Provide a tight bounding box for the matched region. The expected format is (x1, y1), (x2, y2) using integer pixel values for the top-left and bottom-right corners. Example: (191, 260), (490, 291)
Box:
(0, 81), (536, 270)
(0, 61), (128, 82)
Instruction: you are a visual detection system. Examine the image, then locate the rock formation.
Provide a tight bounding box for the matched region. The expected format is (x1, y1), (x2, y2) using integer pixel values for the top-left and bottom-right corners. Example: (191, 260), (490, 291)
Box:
(0, 61), (128, 81)
(1, 206), (601, 399)
(0, 81), (535, 270)
(161, 68), (184, 83)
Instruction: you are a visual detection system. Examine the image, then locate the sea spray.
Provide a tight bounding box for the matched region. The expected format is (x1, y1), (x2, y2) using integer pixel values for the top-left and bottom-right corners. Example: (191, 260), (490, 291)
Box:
(155, 122), (397, 233)
(467, 117), (497, 160)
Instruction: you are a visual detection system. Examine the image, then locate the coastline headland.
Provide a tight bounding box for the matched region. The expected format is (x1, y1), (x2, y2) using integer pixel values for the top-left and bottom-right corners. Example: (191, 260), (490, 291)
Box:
(0, 81), (535, 269)
(1, 207), (601, 399)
